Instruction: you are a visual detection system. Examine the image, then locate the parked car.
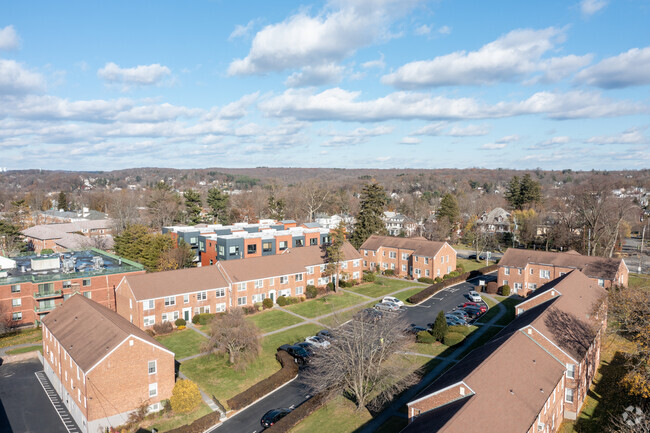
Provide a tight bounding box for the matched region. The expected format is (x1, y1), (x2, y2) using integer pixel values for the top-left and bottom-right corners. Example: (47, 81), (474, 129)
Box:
(405, 323), (428, 334)
(296, 342), (315, 355)
(261, 408), (292, 428)
(461, 307), (482, 320)
(305, 335), (331, 349)
(467, 291), (482, 302)
(459, 302), (487, 313)
(382, 296), (405, 308)
(317, 329), (333, 340)
(445, 314), (468, 326)
(278, 344), (311, 364)
(448, 309), (470, 321)
(374, 301), (400, 312)
(354, 308), (383, 323)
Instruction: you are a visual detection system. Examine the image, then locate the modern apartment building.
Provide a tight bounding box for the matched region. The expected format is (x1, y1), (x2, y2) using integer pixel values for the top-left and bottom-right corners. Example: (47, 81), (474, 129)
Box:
(497, 248), (628, 296)
(42, 294), (175, 433)
(115, 243), (362, 329)
(404, 270), (607, 432)
(0, 249), (144, 328)
(359, 235), (457, 279)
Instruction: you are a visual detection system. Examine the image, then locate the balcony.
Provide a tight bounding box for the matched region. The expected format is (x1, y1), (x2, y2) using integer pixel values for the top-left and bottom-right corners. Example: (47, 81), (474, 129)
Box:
(33, 290), (63, 300)
(34, 303), (62, 314)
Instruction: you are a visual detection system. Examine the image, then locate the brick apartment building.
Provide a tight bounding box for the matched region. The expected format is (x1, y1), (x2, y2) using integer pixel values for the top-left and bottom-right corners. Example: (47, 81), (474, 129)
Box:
(359, 235), (457, 279)
(404, 269), (607, 432)
(497, 248), (628, 296)
(0, 249), (144, 328)
(22, 219), (115, 253)
(163, 219), (332, 266)
(115, 243), (362, 329)
(42, 294), (175, 433)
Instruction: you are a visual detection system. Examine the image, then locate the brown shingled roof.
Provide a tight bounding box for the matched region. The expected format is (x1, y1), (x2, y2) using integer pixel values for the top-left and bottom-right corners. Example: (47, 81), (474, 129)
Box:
(125, 265), (229, 301)
(499, 248), (623, 280)
(41, 294), (171, 371)
(359, 235), (448, 258)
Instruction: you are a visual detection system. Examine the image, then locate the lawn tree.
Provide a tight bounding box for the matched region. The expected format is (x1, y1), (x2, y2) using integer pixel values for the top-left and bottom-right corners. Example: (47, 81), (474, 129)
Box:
(114, 225), (187, 272)
(462, 216), (491, 260)
(57, 191), (69, 211)
(303, 313), (415, 410)
(324, 223), (347, 293)
(350, 182), (388, 249)
(300, 180), (330, 222)
(203, 308), (261, 370)
(206, 187), (230, 224)
(511, 209), (540, 248)
(114, 224), (150, 263)
(431, 310), (448, 342)
(183, 188), (203, 225)
(0, 302), (14, 334)
(147, 182), (182, 230)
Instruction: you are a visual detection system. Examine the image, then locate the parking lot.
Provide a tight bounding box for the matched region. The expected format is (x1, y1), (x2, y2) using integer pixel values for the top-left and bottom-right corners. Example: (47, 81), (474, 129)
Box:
(0, 358), (71, 433)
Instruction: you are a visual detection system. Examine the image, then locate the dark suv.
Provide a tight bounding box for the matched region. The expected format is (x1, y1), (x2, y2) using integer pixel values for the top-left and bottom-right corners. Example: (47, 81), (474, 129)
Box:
(261, 407), (292, 428)
(278, 344), (311, 364)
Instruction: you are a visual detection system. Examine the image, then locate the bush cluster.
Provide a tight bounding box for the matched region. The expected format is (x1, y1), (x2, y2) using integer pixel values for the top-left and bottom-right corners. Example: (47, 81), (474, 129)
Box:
(276, 295), (288, 306)
(227, 350), (299, 410)
(383, 269), (395, 276)
(416, 330), (436, 344)
(456, 264), (465, 273)
(362, 271), (376, 282)
(175, 318), (187, 327)
(447, 325), (473, 336)
(241, 305), (257, 315)
(499, 284), (511, 296)
(262, 298), (273, 309)
(191, 313), (215, 326)
(153, 321), (173, 335)
(434, 276), (443, 283)
(305, 285), (318, 299)
(417, 277), (434, 284)
(485, 281), (498, 294)
(406, 265), (498, 304)
(443, 331), (466, 346)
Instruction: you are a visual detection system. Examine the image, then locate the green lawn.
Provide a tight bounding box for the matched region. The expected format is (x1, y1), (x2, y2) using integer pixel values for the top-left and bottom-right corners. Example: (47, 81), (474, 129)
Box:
(476, 295), (521, 326)
(181, 324), (322, 407)
(285, 292), (367, 318)
(348, 277), (425, 299)
(6, 345), (42, 355)
(289, 395), (372, 433)
(246, 309), (305, 333)
(628, 273), (650, 291)
(0, 328), (42, 349)
(319, 301), (376, 327)
(457, 257), (495, 273)
(394, 287), (427, 304)
(148, 402), (212, 432)
(155, 329), (207, 359)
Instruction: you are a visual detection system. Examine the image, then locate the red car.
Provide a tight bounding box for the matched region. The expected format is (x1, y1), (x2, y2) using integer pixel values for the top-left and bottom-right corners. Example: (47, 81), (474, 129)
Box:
(459, 302), (487, 313)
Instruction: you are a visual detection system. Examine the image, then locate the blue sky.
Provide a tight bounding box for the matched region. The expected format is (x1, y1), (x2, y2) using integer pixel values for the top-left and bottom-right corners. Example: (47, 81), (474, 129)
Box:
(0, 0), (649, 171)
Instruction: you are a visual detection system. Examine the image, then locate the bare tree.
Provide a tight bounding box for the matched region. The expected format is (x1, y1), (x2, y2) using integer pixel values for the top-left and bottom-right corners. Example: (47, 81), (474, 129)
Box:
(108, 191), (142, 234)
(0, 302), (15, 335)
(146, 185), (182, 230)
(203, 308), (261, 370)
(299, 180), (331, 222)
(608, 405), (650, 433)
(302, 313), (416, 410)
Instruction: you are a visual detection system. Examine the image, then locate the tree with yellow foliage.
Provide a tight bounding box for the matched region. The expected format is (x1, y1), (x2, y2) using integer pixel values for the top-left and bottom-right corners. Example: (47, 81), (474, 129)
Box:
(170, 379), (202, 414)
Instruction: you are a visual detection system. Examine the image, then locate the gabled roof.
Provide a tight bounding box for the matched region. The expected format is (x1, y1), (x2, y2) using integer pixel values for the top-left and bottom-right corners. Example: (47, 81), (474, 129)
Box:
(42, 294), (171, 371)
(478, 207), (510, 224)
(124, 265), (230, 301)
(359, 235), (449, 258)
(499, 248), (623, 280)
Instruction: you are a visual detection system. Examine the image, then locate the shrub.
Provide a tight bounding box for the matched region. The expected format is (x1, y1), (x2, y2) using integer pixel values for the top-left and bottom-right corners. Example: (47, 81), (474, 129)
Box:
(242, 306), (257, 315)
(227, 350), (298, 410)
(448, 325), (473, 336)
(500, 284), (511, 296)
(178, 325), (186, 330)
(362, 272), (376, 283)
(40, 248), (54, 255)
(442, 273), (451, 280)
(417, 277), (434, 284)
(276, 296), (288, 306)
(383, 269), (395, 276)
(192, 313), (215, 326)
(443, 331), (466, 347)
(145, 329), (155, 337)
(448, 270), (460, 278)
(153, 321), (173, 335)
(431, 310), (448, 342)
(434, 276), (443, 283)
(192, 314), (200, 324)
(262, 298), (273, 309)
(326, 282), (334, 291)
(175, 318), (187, 327)
(416, 330), (436, 344)
(338, 280), (350, 288)
(305, 285), (318, 299)
(456, 264), (465, 273)
(287, 297), (300, 304)
(170, 379), (202, 414)
(486, 281), (498, 294)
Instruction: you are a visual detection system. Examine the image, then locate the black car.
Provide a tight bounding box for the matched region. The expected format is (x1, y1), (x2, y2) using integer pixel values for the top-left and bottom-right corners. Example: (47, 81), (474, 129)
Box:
(296, 341), (315, 355)
(261, 407), (292, 428)
(317, 329), (333, 339)
(405, 323), (428, 334)
(278, 344), (311, 364)
(462, 306), (483, 319)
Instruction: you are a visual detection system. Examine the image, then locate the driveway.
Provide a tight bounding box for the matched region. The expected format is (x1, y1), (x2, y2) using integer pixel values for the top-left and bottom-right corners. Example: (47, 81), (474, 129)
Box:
(0, 358), (70, 433)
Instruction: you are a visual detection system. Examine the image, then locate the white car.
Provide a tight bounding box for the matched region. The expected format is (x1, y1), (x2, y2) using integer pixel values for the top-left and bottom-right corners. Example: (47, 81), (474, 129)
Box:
(382, 296), (405, 308)
(467, 291), (482, 303)
(305, 336), (331, 349)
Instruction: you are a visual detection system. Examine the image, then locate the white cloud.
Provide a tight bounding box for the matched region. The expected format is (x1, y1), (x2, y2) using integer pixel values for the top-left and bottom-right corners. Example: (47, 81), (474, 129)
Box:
(381, 27), (587, 88)
(362, 53), (385, 69)
(0, 59), (45, 95)
(285, 63), (344, 87)
(97, 62), (171, 86)
(228, 0), (421, 75)
(229, 20), (258, 40)
(586, 128), (648, 145)
(415, 24), (431, 35)
(217, 92), (260, 119)
(580, 0), (608, 16)
(575, 47), (650, 88)
(400, 136), (421, 145)
(411, 122), (490, 136)
(411, 122), (448, 135)
(320, 125), (394, 146)
(481, 142), (508, 150)
(532, 136), (571, 148)
(0, 25), (20, 50)
(438, 25), (451, 35)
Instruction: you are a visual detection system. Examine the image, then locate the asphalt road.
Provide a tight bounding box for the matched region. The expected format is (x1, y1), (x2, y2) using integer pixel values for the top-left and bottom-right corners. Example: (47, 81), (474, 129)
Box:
(0, 359), (70, 433)
(214, 273), (496, 433)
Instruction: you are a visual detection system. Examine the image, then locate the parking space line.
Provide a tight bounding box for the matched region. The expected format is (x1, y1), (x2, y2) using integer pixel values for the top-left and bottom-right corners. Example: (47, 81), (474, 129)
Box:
(35, 371), (82, 433)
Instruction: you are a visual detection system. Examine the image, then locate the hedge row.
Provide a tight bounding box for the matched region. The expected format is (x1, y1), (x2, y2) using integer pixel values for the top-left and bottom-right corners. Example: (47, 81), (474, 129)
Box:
(264, 392), (329, 433)
(165, 410), (221, 433)
(226, 350), (298, 410)
(406, 264), (498, 304)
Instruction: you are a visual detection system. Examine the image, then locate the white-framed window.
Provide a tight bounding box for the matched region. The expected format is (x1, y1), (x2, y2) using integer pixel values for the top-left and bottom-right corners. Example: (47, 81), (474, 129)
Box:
(269, 277), (274, 286)
(279, 289), (291, 297)
(446, 255), (449, 263)
(415, 269), (421, 276)
(129, 298), (133, 309)
(415, 256), (418, 262)
(252, 293), (266, 303)
(402, 253), (409, 260)
(237, 283), (246, 292)
(318, 277), (328, 285)
(598, 279), (605, 287)
(559, 272), (566, 277)
(402, 265), (407, 272)
(78, 389), (81, 402)
(307, 266), (314, 275)
(307, 279), (314, 286)
(229, 245), (239, 256)
(565, 388), (574, 403)
(504, 267), (510, 275)
(341, 262), (347, 269)
(530, 268), (534, 275)
(295, 286), (304, 295)
(514, 282), (523, 290)
(149, 383), (158, 397)
(364, 250), (368, 256)
(440, 256), (444, 263)
(566, 363), (575, 379)
(425, 269), (430, 277)
(162, 313), (169, 322)
(540, 270), (551, 279)
(144, 300), (154, 310)
(237, 296), (247, 306)
(280, 276), (289, 284)
(389, 251), (397, 259)
(215, 303), (226, 312)
(503, 280), (508, 286)
(255, 279), (263, 289)
(447, 266), (452, 273)
(518, 269), (522, 275)
(279, 241), (288, 250)
(198, 291), (207, 300)
(295, 274), (303, 282)
(529, 283), (537, 290)
(353, 260), (360, 267)
(83, 291), (92, 299)
(149, 402), (161, 413)
(196, 306), (210, 314)
(173, 311), (179, 320)
(148, 360), (156, 375)
(184, 294), (190, 304)
(143, 316), (155, 326)
(215, 288), (225, 298)
(12, 312), (22, 321)
(10, 284), (20, 293)
(12, 298), (21, 307)
(353, 272), (359, 279)
(164, 296), (176, 306)
(424, 258), (429, 264)
(363, 260), (368, 267)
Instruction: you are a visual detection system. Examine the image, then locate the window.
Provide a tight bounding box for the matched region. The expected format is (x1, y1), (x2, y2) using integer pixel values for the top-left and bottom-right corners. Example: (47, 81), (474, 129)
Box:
(529, 283), (537, 290)
(10, 284), (20, 293)
(12, 298), (21, 307)
(320, 265), (326, 273)
(279, 241), (288, 251)
(598, 279), (605, 287)
(237, 296), (247, 306)
(63, 281), (72, 289)
(148, 361), (156, 375)
(255, 279), (263, 289)
(295, 274), (303, 282)
(402, 265), (406, 272)
(514, 282), (522, 290)
(247, 244), (257, 254)
(197, 291), (207, 300)
(353, 260), (360, 267)
(252, 293), (265, 303)
(565, 388), (574, 403)
(307, 279), (314, 286)
(559, 272), (566, 277)
(425, 270), (430, 277)
(279, 289), (291, 297)
(518, 269), (522, 275)
(353, 272), (359, 279)
(12, 312), (22, 321)
(196, 306), (210, 314)
(504, 267), (510, 275)
(229, 245), (240, 256)
(173, 311), (179, 321)
(446, 255), (449, 263)
(341, 262), (347, 269)
(447, 266), (452, 273)
(129, 299), (133, 309)
(280, 276), (288, 284)
(215, 303), (226, 312)
(307, 266), (314, 275)
(382, 263), (388, 270)
(415, 256), (418, 262)
(318, 277), (328, 286)
(144, 316), (155, 326)
(391, 263), (395, 270)
(415, 269), (421, 276)
(149, 383), (158, 397)
(83, 291), (91, 299)
(38, 283), (54, 292)
(295, 239), (304, 247)
(162, 313), (168, 322)
(295, 286), (303, 295)
(402, 253), (409, 260)
(218, 245), (225, 256)
(389, 252), (397, 259)
(82, 279), (91, 287)
(363, 260), (367, 267)
(441, 256), (444, 264)
(263, 242), (273, 252)
(215, 288), (225, 298)
(269, 277), (274, 286)
(364, 251), (368, 256)
(308, 237), (317, 246)
(540, 269), (551, 279)
(566, 364), (575, 379)
(164, 296), (176, 306)
(184, 294), (190, 303)
(503, 280), (508, 286)
(530, 268), (534, 275)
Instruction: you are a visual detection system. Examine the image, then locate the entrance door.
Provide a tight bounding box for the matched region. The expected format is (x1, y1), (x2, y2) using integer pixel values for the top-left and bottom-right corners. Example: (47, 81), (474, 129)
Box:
(268, 290), (276, 304)
(183, 308), (192, 321)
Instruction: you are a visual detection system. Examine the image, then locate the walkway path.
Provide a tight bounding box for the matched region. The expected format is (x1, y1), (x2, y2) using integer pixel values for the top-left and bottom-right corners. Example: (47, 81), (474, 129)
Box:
(0, 342), (41, 357)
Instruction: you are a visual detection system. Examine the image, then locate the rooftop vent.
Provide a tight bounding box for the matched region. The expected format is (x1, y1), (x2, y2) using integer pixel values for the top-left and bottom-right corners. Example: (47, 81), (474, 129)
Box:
(62, 259), (75, 273)
(92, 256), (104, 271)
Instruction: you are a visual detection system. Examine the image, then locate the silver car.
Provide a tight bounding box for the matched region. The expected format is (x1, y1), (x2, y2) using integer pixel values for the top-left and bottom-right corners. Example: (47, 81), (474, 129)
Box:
(374, 301), (400, 312)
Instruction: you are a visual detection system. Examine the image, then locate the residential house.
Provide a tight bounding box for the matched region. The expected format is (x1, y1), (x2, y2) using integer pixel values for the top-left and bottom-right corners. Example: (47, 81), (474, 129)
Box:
(0, 249), (144, 328)
(497, 248), (628, 296)
(315, 213), (356, 230)
(476, 207), (510, 233)
(42, 294), (175, 433)
(359, 235), (457, 279)
(383, 211), (418, 237)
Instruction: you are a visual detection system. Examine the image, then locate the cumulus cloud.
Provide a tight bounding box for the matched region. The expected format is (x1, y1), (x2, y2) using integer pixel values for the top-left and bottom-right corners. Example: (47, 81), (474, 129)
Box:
(215, 92), (260, 119)
(382, 27), (590, 88)
(285, 63), (344, 87)
(320, 125), (394, 146)
(580, 0), (608, 16)
(97, 62), (171, 86)
(228, 0), (421, 75)
(585, 128), (648, 145)
(0, 59), (45, 95)
(575, 47), (650, 88)
(0, 25), (20, 50)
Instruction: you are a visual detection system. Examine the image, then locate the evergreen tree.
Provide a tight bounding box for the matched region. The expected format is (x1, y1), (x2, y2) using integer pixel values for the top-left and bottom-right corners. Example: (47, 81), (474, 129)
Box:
(141, 233), (174, 272)
(183, 189), (203, 224)
(505, 174), (541, 210)
(206, 187), (229, 224)
(324, 223), (346, 292)
(113, 224), (150, 263)
(431, 310), (448, 342)
(437, 193), (460, 225)
(268, 194), (286, 220)
(0, 219), (26, 255)
(57, 191), (69, 211)
(350, 182), (388, 248)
